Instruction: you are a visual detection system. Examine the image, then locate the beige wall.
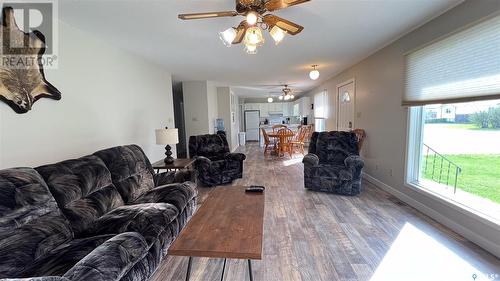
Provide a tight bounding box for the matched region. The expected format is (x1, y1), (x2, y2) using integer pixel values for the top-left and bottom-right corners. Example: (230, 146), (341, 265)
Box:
(0, 21), (175, 168)
(304, 0), (500, 257)
(207, 81), (218, 134)
(183, 81), (209, 142)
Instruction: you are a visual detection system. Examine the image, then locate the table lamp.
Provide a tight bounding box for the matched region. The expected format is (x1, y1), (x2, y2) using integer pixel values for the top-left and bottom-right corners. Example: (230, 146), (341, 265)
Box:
(155, 127), (179, 164)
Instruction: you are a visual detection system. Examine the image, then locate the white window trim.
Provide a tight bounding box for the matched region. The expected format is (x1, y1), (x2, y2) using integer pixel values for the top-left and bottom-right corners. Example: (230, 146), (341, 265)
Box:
(405, 107), (500, 230)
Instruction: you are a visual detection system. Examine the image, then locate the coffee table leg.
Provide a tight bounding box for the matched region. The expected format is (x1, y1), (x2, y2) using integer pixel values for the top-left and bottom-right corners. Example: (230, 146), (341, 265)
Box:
(220, 258), (227, 281)
(185, 256), (193, 281)
(248, 259), (253, 281)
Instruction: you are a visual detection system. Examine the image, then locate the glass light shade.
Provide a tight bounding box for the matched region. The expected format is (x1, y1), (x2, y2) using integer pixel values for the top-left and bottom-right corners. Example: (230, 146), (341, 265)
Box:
(278, 95), (284, 100)
(246, 11), (258, 25)
(244, 26), (264, 46)
(290, 95), (295, 100)
(244, 43), (257, 54)
(284, 95), (290, 101)
(309, 69), (320, 80)
(155, 128), (179, 145)
(270, 26), (286, 45)
(267, 97), (273, 103)
(219, 28), (237, 47)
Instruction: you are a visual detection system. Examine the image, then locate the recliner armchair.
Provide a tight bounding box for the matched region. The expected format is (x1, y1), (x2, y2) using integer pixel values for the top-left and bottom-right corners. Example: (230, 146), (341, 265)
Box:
(303, 131), (364, 195)
(189, 133), (246, 186)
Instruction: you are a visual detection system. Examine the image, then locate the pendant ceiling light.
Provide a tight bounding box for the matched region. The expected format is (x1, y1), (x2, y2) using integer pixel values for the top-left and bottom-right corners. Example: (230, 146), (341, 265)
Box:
(309, 65), (320, 80)
(267, 97), (273, 103)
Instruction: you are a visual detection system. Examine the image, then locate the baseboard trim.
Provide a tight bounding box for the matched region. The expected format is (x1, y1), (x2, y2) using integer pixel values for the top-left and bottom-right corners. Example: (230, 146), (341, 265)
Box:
(362, 173), (500, 259)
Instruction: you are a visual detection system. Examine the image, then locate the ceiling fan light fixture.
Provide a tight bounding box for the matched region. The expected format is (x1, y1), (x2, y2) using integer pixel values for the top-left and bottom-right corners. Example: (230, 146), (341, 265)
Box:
(270, 25), (286, 45)
(290, 95), (295, 100)
(278, 95), (284, 100)
(246, 11), (258, 25)
(244, 26), (265, 46)
(219, 27), (237, 47)
(244, 43), (258, 54)
(309, 65), (320, 80)
(267, 97), (273, 103)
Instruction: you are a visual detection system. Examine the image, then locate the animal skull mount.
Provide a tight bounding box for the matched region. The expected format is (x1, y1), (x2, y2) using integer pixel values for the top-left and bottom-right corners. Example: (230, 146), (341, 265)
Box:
(0, 7), (61, 114)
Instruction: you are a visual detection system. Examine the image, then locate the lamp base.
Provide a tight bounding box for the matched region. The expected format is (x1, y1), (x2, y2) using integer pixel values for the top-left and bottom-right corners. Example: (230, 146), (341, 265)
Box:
(164, 145), (175, 164)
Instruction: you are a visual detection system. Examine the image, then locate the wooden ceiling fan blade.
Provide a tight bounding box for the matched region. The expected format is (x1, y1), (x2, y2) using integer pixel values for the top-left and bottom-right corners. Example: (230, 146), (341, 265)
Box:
(263, 15), (304, 35)
(265, 0), (310, 12)
(232, 21), (249, 44)
(178, 11), (238, 20)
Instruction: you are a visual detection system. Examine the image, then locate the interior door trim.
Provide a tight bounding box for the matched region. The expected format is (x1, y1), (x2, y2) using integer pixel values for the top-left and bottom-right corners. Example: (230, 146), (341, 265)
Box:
(336, 78), (356, 131)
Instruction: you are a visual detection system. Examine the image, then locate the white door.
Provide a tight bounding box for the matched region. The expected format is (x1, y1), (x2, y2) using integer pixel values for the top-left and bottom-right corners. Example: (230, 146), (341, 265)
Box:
(337, 81), (355, 131)
(245, 110), (260, 141)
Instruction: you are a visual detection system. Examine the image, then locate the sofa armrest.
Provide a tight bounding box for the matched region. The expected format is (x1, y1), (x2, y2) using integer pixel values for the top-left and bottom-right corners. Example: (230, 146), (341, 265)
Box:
(0, 276), (71, 281)
(63, 232), (148, 281)
(302, 153), (320, 167)
(153, 171), (176, 186)
(345, 155), (364, 169)
(224, 152), (246, 162)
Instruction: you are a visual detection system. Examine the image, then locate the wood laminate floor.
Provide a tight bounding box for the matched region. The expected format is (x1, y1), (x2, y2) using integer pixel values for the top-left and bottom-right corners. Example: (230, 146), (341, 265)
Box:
(151, 143), (500, 281)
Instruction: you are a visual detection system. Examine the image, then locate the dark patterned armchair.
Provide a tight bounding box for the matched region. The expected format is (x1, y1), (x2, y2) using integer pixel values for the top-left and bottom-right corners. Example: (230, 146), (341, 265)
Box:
(189, 133), (246, 186)
(303, 131), (364, 195)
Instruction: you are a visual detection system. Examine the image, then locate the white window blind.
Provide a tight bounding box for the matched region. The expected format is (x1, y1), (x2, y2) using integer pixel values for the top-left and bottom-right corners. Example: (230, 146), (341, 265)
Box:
(404, 14), (500, 106)
(314, 90), (328, 119)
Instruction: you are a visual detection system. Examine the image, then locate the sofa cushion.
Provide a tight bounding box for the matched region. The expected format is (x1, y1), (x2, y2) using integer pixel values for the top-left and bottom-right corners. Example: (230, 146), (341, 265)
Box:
(315, 131), (359, 165)
(36, 156), (125, 235)
(133, 182), (197, 214)
(21, 234), (115, 278)
(93, 145), (155, 203)
(81, 203), (179, 246)
(0, 168), (73, 279)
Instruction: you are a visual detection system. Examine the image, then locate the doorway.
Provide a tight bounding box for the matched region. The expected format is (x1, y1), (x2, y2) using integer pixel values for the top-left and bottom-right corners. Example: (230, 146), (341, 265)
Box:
(336, 79), (355, 131)
(173, 82), (187, 158)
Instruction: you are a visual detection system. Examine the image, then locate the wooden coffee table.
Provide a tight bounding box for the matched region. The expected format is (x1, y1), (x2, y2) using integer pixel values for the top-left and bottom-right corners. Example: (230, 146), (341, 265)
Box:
(169, 186), (265, 281)
(152, 158), (194, 173)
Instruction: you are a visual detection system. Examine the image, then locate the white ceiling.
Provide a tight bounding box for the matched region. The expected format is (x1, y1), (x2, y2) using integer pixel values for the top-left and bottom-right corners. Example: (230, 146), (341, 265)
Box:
(59, 0), (462, 97)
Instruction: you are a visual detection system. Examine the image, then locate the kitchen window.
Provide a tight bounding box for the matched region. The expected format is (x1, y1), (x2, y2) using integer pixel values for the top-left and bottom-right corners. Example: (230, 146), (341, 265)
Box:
(405, 14), (500, 223)
(314, 90), (328, 132)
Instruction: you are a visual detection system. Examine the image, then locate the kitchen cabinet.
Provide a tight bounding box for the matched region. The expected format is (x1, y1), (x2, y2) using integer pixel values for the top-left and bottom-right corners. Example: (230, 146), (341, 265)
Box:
(267, 102), (283, 113)
(244, 103), (259, 110)
(259, 103), (269, 117)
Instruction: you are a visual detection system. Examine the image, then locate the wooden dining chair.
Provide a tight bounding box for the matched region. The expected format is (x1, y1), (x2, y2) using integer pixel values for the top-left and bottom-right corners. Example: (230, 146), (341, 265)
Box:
(290, 126), (308, 155)
(352, 128), (366, 152)
(272, 124), (287, 132)
(276, 128), (294, 158)
(261, 128), (275, 156)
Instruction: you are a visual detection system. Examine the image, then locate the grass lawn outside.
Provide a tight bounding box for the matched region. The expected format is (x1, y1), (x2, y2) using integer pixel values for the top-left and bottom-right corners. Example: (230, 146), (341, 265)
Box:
(442, 123), (500, 131)
(423, 154), (500, 204)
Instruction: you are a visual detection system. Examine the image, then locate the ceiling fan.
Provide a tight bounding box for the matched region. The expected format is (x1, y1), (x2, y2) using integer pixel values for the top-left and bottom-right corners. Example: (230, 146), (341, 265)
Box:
(178, 0), (310, 54)
(269, 84), (302, 101)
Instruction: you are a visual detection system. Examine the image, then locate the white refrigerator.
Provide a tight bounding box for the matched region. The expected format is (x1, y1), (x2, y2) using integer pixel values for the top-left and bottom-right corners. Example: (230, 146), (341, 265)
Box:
(245, 110), (260, 142)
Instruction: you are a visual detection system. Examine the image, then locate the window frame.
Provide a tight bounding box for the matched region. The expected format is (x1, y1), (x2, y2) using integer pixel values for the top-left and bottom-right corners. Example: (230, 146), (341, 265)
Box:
(405, 106), (500, 228)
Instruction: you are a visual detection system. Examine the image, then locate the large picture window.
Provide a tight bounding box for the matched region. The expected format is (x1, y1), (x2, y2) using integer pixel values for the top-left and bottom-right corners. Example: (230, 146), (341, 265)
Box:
(405, 14), (500, 223)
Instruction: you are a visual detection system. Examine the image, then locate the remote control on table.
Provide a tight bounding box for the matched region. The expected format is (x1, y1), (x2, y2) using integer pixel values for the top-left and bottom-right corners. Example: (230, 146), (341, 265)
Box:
(246, 185), (265, 193)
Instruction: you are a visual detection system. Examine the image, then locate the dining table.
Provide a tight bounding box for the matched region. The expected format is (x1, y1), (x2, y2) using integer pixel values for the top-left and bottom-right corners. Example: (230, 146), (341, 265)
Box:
(267, 130), (296, 157)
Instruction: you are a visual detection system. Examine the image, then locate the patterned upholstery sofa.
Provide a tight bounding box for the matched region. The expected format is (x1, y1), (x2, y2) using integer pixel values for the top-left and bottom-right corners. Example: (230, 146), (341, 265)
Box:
(0, 145), (197, 281)
(189, 133), (246, 187)
(303, 131), (364, 195)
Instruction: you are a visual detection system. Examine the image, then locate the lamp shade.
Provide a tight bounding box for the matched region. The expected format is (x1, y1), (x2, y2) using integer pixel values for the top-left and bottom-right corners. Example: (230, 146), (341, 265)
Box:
(155, 128), (179, 145)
